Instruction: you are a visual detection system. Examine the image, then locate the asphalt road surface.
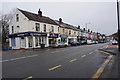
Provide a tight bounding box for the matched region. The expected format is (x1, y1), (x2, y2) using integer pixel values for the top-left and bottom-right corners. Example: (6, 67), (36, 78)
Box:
(1, 43), (118, 79)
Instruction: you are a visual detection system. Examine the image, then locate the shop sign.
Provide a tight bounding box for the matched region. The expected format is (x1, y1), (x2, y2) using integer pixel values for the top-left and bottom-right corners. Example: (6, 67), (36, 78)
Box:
(61, 35), (68, 38)
(9, 32), (47, 38)
(49, 33), (58, 38)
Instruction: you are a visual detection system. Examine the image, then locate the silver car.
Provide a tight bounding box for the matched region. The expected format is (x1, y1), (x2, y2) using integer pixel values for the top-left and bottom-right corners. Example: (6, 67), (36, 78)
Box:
(51, 42), (66, 48)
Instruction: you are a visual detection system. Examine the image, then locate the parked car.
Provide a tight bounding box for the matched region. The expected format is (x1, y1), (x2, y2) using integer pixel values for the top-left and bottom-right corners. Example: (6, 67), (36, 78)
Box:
(71, 41), (80, 46)
(81, 40), (87, 45)
(92, 40), (98, 44)
(87, 40), (92, 44)
(112, 40), (118, 45)
(51, 42), (66, 48)
(100, 41), (104, 43)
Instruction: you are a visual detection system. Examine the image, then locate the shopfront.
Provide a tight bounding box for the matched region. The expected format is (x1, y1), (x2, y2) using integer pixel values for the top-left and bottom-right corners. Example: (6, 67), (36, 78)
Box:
(77, 36), (81, 42)
(60, 35), (68, 45)
(9, 32), (48, 49)
(68, 36), (77, 44)
(48, 33), (59, 46)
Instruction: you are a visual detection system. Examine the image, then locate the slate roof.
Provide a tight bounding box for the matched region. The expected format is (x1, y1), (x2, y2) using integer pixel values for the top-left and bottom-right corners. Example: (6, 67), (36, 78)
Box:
(18, 8), (58, 25)
(55, 20), (82, 31)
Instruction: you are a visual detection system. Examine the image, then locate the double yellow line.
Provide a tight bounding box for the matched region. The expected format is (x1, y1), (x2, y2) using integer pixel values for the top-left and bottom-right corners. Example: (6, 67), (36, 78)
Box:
(91, 55), (113, 80)
(23, 76), (32, 80)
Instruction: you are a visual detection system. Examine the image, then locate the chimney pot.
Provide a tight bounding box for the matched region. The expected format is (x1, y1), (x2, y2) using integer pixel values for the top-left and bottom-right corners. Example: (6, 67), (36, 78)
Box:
(78, 25), (80, 29)
(59, 18), (62, 23)
(38, 8), (42, 17)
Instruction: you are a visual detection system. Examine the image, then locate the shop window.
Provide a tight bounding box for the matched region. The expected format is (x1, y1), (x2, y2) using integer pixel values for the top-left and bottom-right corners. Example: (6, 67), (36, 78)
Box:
(16, 14), (19, 22)
(11, 38), (16, 46)
(12, 26), (14, 33)
(51, 26), (54, 32)
(44, 24), (46, 32)
(35, 23), (40, 31)
(35, 37), (38, 46)
(28, 37), (33, 47)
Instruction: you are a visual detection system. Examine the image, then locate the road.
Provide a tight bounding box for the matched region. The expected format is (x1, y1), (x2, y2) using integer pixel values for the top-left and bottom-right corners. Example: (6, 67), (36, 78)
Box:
(1, 43), (118, 79)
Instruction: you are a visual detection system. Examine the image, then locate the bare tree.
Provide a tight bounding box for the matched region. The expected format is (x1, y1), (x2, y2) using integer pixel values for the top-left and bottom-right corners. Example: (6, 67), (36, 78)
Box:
(1, 8), (16, 44)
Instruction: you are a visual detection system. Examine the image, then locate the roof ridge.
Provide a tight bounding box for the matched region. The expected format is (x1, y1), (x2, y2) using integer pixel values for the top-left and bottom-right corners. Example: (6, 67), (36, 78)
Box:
(17, 8), (58, 25)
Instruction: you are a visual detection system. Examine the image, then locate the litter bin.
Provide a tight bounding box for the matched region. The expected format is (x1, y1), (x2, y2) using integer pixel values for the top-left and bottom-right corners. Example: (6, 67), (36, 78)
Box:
(3, 46), (7, 50)
(41, 44), (45, 49)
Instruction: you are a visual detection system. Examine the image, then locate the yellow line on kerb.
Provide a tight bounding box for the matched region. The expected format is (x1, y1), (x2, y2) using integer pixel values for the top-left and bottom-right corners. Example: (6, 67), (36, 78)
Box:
(69, 59), (77, 62)
(49, 65), (61, 71)
(98, 50), (111, 55)
(81, 55), (86, 58)
(91, 55), (113, 80)
(23, 76), (32, 80)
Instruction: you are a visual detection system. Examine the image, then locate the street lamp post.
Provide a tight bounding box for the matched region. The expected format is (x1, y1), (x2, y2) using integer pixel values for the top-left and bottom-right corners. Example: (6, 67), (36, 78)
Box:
(117, 0), (120, 51)
(85, 22), (91, 38)
(85, 22), (91, 31)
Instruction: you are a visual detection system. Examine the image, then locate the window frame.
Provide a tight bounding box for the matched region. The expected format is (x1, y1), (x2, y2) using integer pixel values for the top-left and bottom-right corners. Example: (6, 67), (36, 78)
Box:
(16, 14), (19, 22)
(51, 26), (54, 32)
(44, 24), (46, 32)
(63, 29), (65, 34)
(12, 26), (14, 33)
(35, 23), (40, 31)
(69, 30), (71, 35)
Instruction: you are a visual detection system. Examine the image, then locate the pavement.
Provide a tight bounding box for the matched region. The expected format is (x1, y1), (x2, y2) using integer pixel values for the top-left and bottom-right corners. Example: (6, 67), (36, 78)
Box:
(97, 44), (120, 80)
(1, 43), (119, 80)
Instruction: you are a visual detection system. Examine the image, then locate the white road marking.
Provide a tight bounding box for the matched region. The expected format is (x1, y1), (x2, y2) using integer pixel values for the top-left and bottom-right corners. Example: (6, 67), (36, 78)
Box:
(51, 51), (60, 53)
(1, 60), (9, 62)
(27, 55), (38, 57)
(1, 55), (38, 63)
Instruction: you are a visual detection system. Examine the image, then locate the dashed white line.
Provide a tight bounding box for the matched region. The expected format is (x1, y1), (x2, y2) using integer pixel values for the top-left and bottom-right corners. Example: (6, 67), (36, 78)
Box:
(1, 55), (38, 63)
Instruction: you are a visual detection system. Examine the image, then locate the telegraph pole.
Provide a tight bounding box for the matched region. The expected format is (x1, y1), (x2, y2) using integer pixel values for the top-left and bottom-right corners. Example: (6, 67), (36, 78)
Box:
(117, 0), (120, 51)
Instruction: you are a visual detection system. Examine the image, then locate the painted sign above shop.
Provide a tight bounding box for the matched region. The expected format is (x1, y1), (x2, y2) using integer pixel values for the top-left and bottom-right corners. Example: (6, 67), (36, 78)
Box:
(48, 33), (58, 38)
(9, 32), (47, 38)
(60, 35), (68, 38)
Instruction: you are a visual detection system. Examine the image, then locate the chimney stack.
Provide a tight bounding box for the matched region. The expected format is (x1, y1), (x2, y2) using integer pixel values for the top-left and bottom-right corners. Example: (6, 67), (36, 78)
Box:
(59, 18), (62, 23)
(38, 8), (42, 17)
(78, 25), (80, 29)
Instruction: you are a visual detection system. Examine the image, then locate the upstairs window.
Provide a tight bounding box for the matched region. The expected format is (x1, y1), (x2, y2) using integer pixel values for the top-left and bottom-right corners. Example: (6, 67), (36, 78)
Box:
(63, 29), (64, 34)
(35, 23), (40, 31)
(17, 26), (20, 28)
(74, 32), (76, 36)
(16, 14), (19, 22)
(58, 27), (59, 33)
(44, 24), (46, 32)
(69, 30), (71, 35)
(12, 26), (14, 33)
(51, 26), (54, 32)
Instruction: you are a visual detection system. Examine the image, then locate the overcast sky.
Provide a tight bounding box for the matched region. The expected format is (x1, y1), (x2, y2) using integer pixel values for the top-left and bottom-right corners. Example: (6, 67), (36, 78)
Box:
(1, 0), (120, 36)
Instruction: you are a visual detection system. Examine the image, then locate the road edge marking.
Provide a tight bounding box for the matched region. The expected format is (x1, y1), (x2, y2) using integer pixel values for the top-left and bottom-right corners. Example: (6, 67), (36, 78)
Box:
(91, 55), (113, 80)
(97, 50), (111, 55)
(23, 76), (32, 80)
